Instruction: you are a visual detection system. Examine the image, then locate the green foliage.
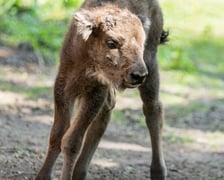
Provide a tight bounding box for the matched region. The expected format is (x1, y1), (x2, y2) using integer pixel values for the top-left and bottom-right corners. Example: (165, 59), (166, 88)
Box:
(0, 0), (223, 70)
(63, 0), (84, 8)
(159, 0), (224, 73)
(0, 13), (66, 64)
(0, 0), (83, 64)
(0, 0), (84, 15)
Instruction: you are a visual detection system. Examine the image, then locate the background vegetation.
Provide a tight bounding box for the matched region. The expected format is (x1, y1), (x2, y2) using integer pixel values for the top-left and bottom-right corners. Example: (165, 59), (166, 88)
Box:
(0, 0), (223, 70)
(0, 1), (223, 178)
(0, 0), (84, 63)
(0, 0), (223, 127)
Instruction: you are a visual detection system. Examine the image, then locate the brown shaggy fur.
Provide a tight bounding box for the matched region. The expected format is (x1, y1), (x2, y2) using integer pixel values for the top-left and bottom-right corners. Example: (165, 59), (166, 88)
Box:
(36, 0), (168, 180)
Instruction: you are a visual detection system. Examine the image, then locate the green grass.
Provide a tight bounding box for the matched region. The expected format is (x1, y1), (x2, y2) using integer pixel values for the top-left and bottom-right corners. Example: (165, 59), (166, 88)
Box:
(112, 109), (145, 127)
(112, 110), (128, 125)
(0, 79), (52, 100)
(163, 133), (194, 144)
(159, 0), (224, 73)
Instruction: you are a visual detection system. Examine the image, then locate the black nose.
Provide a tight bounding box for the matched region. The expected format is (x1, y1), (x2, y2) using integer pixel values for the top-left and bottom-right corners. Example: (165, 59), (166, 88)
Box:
(130, 71), (148, 85)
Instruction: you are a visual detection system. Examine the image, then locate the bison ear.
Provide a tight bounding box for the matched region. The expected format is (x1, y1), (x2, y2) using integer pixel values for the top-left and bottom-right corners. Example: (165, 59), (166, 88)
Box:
(74, 9), (96, 41)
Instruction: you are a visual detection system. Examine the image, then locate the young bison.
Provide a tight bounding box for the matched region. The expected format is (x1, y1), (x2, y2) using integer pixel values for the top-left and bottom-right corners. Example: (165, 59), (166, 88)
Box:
(36, 0), (168, 180)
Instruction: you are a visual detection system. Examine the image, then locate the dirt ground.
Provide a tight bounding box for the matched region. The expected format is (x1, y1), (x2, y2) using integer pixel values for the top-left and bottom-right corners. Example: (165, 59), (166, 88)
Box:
(0, 46), (224, 180)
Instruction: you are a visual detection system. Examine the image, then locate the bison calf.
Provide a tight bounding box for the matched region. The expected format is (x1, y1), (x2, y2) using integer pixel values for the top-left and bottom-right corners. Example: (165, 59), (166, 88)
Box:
(36, 0), (168, 179)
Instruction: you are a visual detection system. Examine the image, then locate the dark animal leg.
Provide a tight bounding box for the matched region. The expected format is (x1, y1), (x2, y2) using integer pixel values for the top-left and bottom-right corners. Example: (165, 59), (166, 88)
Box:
(139, 57), (167, 180)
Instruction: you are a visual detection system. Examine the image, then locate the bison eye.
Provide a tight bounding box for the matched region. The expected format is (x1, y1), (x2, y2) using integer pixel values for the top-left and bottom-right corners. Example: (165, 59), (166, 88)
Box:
(106, 39), (119, 49)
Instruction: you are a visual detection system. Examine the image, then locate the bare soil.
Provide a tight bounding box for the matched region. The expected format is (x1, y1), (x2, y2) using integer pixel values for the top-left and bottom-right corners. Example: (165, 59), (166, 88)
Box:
(0, 46), (224, 180)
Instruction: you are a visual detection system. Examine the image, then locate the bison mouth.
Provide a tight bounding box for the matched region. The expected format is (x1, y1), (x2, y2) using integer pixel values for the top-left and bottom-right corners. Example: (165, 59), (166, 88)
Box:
(123, 81), (142, 89)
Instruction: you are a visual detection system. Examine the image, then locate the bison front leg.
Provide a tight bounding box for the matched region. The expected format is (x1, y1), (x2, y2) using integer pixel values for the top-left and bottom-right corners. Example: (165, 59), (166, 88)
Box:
(72, 89), (115, 180)
(139, 58), (167, 180)
(36, 76), (72, 180)
(60, 85), (108, 180)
